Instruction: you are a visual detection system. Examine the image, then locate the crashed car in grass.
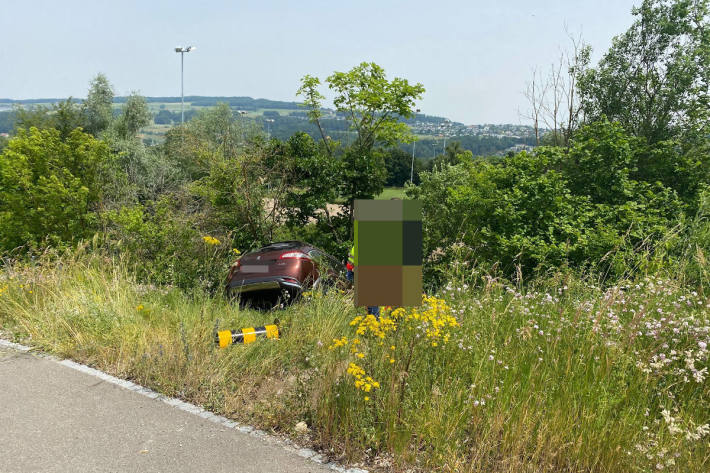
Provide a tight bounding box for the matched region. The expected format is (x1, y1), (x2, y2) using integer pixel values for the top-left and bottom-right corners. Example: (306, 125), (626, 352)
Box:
(225, 241), (346, 307)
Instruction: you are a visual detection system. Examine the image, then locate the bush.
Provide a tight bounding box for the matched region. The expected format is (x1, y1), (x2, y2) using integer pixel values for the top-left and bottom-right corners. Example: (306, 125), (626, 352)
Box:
(0, 127), (110, 252)
(408, 119), (689, 282)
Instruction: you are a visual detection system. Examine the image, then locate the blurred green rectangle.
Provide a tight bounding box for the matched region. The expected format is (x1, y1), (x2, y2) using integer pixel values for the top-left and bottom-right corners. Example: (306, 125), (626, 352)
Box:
(402, 266), (422, 306)
(354, 199), (403, 221)
(357, 221), (402, 266)
(403, 200), (422, 221)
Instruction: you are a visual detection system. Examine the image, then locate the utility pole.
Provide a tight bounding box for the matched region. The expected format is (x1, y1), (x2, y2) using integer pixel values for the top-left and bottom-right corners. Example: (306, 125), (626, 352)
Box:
(174, 46), (196, 124)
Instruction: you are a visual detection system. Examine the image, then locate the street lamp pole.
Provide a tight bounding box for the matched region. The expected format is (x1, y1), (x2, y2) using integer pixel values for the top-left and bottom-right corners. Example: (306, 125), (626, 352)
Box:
(174, 46), (196, 124)
(410, 141), (416, 184)
(410, 108), (420, 185)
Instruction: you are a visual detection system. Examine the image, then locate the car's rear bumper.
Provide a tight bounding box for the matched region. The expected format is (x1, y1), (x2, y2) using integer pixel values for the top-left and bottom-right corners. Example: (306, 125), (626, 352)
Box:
(226, 276), (303, 295)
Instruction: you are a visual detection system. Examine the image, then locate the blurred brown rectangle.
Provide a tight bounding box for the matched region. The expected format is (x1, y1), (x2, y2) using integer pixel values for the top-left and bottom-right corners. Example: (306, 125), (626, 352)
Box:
(354, 265), (403, 306)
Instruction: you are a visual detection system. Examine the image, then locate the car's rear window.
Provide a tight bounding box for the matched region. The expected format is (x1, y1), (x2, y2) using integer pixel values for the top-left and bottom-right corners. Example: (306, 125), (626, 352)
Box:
(256, 241), (304, 252)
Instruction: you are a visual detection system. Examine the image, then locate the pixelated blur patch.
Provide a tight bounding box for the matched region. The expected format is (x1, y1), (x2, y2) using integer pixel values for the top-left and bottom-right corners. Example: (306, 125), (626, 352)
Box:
(357, 221), (402, 266)
(355, 266), (403, 306)
(354, 199), (422, 307)
(402, 221), (422, 265)
(402, 265), (423, 306)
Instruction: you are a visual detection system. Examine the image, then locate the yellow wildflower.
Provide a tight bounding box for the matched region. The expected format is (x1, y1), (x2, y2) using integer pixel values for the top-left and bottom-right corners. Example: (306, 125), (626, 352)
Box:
(202, 235), (220, 246)
(328, 336), (348, 350)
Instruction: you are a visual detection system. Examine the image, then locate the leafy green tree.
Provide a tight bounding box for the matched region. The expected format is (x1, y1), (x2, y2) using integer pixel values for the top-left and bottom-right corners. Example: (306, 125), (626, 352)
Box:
(154, 109), (174, 125)
(385, 147), (413, 186)
(112, 92), (151, 139)
(13, 104), (57, 132)
(298, 62), (425, 222)
(83, 73), (114, 136)
(0, 127), (110, 251)
(430, 141), (473, 169)
(277, 132), (341, 226)
(564, 119), (637, 205)
(13, 99), (87, 140)
(161, 103), (253, 181)
(578, 0), (710, 144)
(53, 98), (88, 139)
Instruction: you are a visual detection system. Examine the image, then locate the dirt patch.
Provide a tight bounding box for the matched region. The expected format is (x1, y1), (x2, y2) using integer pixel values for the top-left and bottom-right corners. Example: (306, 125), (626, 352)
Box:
(262, 199), (346, 224)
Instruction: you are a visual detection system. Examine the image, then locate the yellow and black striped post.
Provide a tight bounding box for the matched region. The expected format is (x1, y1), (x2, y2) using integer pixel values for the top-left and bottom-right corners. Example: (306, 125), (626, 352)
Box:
(215, 324), (279, 348)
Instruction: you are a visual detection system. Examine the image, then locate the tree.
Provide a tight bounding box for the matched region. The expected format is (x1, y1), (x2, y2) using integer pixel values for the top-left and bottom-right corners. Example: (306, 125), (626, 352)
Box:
(525, 31), (591, 148)
(113, 92), (151, 139)
(154, 109), (174, 125)
(522, 67), (547, 146)
(298, 62), (425, 223)
(578, 0), (710, 144)
(0, 127), (110, 251)
(13, 99), (87, 140)
(385, 147), (423, 186)
(83, 73), (114, 136)
(279, 132), (340, 225)
(430, 141), (473, 169)
(53, 98), (88, 139)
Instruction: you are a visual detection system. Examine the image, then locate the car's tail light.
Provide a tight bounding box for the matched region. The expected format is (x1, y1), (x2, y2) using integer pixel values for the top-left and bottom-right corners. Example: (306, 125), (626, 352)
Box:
(227, 259), (241, 280)
(279, 252), (311, 260)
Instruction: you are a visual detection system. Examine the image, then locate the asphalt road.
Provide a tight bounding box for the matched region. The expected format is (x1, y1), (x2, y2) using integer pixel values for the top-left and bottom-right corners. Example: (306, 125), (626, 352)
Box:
(0, 345), (336, 473)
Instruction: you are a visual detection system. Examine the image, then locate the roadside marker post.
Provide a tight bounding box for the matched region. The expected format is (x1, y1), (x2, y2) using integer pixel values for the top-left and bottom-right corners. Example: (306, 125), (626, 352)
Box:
(215, 324), (280, 348)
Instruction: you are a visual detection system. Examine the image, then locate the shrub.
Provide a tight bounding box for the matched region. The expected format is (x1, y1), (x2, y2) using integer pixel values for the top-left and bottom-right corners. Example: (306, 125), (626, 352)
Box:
(0, 127), (110, 252)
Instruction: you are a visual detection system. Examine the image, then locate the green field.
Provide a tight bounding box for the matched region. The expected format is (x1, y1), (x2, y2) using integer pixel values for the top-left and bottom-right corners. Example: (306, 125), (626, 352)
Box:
(376, 187), (406, 199)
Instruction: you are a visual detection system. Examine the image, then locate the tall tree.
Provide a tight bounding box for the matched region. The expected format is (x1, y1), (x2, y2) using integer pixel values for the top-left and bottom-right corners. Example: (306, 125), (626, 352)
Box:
(113, 92), (151, 139)
(298, 62), (425, 223)
(525, 31), (591, 148)
(83, 73), (114, 136)
(578, 0), (710, 143)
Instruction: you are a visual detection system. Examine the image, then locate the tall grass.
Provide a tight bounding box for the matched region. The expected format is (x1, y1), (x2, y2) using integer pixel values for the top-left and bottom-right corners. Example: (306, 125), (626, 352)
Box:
(1, 250), (708, 472)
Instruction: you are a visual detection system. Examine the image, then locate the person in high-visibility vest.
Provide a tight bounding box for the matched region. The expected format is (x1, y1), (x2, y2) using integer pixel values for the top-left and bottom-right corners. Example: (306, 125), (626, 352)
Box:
(346, 246), (355, 283)
(346, 244), (380, 318)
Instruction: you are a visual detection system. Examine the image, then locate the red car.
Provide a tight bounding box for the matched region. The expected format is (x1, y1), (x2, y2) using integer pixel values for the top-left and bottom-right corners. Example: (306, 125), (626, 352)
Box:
(225, 241), (345, 307)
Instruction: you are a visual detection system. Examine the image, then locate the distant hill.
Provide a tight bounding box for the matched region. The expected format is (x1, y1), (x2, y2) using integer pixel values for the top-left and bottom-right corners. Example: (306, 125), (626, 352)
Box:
(0, 96), (538, 158)
(0, 95), (302, 110)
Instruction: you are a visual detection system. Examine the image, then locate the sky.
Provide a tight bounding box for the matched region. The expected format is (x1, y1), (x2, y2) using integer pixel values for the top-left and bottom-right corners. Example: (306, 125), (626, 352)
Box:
(0, 0), (640, 124)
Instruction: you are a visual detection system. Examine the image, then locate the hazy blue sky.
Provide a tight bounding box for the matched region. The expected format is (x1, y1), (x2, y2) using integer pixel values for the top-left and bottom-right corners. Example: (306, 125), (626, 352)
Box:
(1, 0), (639, 124)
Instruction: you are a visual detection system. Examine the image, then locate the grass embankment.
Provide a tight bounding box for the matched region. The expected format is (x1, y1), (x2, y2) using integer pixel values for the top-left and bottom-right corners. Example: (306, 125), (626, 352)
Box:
(1, 253), (708, 472)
